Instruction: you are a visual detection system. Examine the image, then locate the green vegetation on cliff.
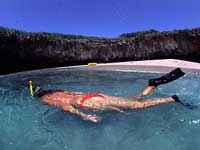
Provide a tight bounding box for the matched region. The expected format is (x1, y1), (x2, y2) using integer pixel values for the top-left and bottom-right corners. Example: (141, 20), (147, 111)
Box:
(119, 29), (160, 38)
(0, 26), (102, 40)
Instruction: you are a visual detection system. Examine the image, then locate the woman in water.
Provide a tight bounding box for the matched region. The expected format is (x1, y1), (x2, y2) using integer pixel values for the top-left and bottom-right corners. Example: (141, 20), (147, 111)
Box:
(31, 68), (187, 123)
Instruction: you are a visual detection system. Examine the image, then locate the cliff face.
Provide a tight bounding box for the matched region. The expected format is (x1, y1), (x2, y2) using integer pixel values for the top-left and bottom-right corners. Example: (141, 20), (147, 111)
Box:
(0, 27), (200, 74)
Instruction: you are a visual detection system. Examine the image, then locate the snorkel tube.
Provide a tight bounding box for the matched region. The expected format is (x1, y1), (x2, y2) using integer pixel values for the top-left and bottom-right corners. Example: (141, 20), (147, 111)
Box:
(29, 81), (34, 96)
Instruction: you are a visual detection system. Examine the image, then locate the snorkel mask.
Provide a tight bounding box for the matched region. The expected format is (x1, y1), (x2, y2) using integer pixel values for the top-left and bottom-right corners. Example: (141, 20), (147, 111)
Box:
(29, 81), (42, 97)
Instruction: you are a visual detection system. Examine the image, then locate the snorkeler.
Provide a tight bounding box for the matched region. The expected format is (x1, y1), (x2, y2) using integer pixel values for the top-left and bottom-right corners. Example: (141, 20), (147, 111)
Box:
(30, 68), (187, 123)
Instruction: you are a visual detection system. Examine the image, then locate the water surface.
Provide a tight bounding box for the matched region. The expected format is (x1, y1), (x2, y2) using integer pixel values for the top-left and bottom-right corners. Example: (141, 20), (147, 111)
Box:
(0, 69), (200, 150)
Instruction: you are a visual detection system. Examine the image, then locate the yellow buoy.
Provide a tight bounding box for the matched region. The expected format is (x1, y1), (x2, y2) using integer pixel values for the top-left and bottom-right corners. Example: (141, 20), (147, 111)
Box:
(88, 62), (97, 67)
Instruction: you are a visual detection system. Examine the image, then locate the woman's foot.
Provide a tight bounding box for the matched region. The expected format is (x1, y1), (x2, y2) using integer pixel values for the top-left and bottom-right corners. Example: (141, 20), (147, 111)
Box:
(171, 95), (196, 109)
(149, 68), (185, 87)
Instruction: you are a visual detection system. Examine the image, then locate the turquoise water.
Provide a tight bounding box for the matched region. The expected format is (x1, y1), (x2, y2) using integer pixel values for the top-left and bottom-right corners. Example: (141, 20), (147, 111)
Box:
(0, 69), (200, 150)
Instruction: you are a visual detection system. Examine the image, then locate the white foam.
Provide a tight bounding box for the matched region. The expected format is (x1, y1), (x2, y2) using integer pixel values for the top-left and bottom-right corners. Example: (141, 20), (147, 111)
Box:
(189, 119), (200, 125)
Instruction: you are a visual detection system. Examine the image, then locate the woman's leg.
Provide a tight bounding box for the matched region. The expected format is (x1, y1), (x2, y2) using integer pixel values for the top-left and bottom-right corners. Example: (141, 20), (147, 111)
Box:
(131, 86), (155, 101)
(131, 68), (185, 101)
(110, 97), (175, 109)
(135, 97), (174, 108)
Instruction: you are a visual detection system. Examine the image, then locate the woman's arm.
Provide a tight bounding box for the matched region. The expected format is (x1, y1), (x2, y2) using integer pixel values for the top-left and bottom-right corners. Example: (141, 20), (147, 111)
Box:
(62, 104), (102, 123)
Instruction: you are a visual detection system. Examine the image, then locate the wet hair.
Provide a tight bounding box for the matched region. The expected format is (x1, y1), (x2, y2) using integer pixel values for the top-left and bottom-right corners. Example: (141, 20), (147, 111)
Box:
(33, 86), (63, 97)
(38, 90), (64, 97)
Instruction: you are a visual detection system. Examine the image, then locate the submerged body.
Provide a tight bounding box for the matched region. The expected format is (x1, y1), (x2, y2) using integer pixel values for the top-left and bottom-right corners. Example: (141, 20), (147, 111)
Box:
(38, 87), (174, 123)
(41, 90), (174, 111)
(32, 68), (185, 123)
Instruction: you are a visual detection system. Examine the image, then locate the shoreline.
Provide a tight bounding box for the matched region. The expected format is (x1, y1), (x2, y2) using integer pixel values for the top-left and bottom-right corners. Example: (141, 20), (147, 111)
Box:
(1, 59), (200, 77)
(84, 59), (200, 73)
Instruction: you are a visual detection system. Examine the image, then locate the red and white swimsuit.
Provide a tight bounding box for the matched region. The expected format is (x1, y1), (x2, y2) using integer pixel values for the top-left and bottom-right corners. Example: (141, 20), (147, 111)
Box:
(41, 91), (105, 108)
(79, 93), (105, 107)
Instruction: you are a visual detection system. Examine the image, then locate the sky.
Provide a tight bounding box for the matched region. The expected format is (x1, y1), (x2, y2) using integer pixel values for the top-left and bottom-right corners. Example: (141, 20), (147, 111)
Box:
(0, 0), (200, 37)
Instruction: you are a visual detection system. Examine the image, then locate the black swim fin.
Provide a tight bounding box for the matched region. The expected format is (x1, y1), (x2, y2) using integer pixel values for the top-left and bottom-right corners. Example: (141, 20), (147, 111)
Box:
(149, 68), (185, 87)
(172, 95), (197, 109)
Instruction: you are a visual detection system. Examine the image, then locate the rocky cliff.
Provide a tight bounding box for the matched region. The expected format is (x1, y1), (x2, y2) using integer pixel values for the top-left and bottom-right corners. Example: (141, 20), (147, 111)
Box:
(0, 27), (200, 75)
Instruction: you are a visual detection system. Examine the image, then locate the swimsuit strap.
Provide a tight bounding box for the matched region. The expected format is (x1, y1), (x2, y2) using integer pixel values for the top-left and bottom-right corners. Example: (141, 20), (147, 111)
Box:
(79, 93), (105, 107)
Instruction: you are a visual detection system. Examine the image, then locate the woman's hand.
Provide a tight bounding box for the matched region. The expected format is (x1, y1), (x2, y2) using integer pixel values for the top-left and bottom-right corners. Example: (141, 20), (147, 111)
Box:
(84, 114), (102, 123)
